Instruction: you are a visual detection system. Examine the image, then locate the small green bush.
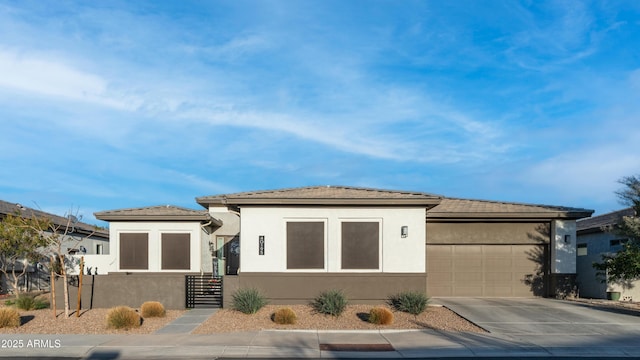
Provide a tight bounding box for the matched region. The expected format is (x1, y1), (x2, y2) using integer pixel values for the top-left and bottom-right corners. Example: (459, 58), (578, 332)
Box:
(106, 306), (141, 329)
(4, 299), (15, 306)
(141, 301), (166, 318)
(33, 298), (49, 310)
(0, 308), (21, 328)
(311, 289), (348, 317)
(15, 295), (36, 310)
(272, 307), (297, 325)
(14, 294), (49, 310)
(368, 307), (394, 325)
(388, 291), (429, 315)
(232, 288), (268, 314)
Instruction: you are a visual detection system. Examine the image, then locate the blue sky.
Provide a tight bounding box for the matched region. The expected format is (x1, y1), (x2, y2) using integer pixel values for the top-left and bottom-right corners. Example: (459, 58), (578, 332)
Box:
(1, 1), (639, 225)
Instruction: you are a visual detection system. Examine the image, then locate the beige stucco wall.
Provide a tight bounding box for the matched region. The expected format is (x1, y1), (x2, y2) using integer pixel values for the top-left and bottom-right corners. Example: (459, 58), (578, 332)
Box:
(426, 222), (551, 245)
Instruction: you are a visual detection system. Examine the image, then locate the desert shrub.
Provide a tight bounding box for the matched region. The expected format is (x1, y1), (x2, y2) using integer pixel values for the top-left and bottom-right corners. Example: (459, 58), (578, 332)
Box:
(4, 299), (15, 306)
(272, 307), (297, 325)
(388, 291), (429, 315)
(106, 306), (141, 329)
(33, 298), (49, 310)
(141, 301), (166, 318)
(0, 308), (21, 328)
(368, 307), (394, 325)
(14, 294), (49, 310)
(15, 295), (36, 310)
(311, 289), (348, 317)
(232, 288), (268, 314)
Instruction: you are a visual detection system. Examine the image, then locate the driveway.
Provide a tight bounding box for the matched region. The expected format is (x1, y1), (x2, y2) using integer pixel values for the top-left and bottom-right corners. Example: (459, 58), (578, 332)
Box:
(435, 297), (640, 336)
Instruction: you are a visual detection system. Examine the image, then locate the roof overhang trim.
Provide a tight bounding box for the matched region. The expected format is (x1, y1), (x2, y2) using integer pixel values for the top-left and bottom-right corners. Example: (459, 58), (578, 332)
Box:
(197, 197), (441, 207)
(95, 214), (222, 225)
(427, 210), (594, 220)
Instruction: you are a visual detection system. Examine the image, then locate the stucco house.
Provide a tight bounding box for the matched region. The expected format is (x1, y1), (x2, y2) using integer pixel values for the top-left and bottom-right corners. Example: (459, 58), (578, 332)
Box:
(576, 207), (638, 300)
(0, 200), (109, 293)
(70, 186), (592, 309)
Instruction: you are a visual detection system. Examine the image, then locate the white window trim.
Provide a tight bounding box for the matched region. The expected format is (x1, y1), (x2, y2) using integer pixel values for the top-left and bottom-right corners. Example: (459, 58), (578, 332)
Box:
(338, 218), (383, 273)
(283, 218), (328, 272)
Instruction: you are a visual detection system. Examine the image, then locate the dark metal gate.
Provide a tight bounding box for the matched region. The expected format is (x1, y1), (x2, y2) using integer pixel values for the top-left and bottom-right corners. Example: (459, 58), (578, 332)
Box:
(186, 275), (223, 308)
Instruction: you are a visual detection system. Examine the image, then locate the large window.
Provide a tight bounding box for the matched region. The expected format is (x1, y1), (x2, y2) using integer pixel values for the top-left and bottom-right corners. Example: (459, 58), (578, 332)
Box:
(119, 233), (148, 270)
(577, 243), (587, 256)
(287, 221), (325, 270)
(341, 221), (380, 270)
(162, 233), (191, 270)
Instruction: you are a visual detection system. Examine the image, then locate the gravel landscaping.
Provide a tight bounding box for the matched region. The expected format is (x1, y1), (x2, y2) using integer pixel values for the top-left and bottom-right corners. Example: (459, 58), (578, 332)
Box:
(193, 304), (486, 333)
(0, 306), (184, 334)
(1, 301), (484, 334)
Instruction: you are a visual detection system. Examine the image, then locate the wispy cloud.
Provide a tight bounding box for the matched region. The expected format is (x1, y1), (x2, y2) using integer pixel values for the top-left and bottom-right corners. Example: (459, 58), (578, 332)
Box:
(0, 48), (140, 110)
(0, 0), (638, 219)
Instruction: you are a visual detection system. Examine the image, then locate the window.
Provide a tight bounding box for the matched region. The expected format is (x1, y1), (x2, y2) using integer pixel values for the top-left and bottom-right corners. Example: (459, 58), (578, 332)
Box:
(96, 244), (103, 255)
(341, 221), (380, 270)
(162, 233), (191, 270)
(287, 221), (325, 270)
(610, 238), (629, 251)
(119, 233), (149, 270)
(577, 243), (587, 256)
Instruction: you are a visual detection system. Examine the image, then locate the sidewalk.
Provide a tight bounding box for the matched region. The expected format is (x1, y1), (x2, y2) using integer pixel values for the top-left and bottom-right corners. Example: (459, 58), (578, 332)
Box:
(3, 329), (640, 359)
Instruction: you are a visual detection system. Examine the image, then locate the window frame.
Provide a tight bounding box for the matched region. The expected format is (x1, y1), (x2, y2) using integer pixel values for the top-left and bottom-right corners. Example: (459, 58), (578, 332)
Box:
(284, 218), (328, 272)
(339, 218), (382, 272)
(577, 243), (588, 257)
(610, 238), (629, 251)
(118, 232), (149, 270)
(160, 232), (191, 270)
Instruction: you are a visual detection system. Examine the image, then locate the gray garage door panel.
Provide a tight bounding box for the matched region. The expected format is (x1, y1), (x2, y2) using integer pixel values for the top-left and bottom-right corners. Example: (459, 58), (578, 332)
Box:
(427, 244), (546, 297)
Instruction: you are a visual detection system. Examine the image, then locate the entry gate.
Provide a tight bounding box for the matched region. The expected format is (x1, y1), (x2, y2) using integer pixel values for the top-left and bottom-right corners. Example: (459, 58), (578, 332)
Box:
(186, 275), (223, 308)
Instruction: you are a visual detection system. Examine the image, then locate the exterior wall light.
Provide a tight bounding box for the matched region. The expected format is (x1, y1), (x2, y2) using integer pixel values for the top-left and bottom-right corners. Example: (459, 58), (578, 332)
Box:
(401, 226), (409, 238)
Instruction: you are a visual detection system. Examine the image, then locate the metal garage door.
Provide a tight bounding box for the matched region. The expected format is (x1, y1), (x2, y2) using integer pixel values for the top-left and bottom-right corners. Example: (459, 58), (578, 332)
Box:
(426, 244), (547, 297)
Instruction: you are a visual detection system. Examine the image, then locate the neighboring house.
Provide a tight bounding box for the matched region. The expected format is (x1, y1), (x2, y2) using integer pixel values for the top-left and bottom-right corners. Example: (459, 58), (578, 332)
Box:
(78, 186), (592, 309)
(576, 207), (638, 300)
(0, 200), (109, 293)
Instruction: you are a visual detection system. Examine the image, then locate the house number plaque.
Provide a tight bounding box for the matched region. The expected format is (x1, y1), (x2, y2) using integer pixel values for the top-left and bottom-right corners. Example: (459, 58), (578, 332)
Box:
(258, 235), (265, 255)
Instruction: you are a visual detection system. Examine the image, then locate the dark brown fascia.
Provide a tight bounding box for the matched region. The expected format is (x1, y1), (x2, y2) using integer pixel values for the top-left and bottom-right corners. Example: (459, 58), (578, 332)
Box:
(94, 213), (222, 225)
(427, 210), (594, 221)
(197, 197), (441, 207)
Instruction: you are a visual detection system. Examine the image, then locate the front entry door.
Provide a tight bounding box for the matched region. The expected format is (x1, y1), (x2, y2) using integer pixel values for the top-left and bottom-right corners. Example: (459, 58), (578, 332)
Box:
(224, 236), (240, 275)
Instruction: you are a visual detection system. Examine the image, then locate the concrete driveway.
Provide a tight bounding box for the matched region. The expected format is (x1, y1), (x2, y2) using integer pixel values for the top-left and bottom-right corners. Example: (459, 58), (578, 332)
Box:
(435, 297), (640, 336)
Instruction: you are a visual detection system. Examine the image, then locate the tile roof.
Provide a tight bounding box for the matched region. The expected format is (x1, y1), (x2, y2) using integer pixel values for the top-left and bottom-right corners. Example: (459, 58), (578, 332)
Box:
(196, 185), (443, 206)
(427, 198), (594, 220)
(196, 186), (593, 219)
(0, 200), (108, 238)
(94, 205), (221, 224)
(576, 207), (635, 233)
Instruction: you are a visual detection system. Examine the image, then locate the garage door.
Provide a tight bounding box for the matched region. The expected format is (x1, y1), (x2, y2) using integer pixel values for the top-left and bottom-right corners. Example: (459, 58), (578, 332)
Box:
(426, 244), (547, 297)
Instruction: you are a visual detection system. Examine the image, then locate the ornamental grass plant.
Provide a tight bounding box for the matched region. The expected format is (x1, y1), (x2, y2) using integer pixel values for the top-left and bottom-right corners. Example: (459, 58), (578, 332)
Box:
(0, 307), (20, 328)
(311, 289), (348, 317)
(106, 306), (141, 330)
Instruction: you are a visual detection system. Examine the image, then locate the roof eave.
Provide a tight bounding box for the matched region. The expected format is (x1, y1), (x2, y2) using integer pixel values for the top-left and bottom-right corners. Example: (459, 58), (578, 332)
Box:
(94, 214), (219, 224)
(427, 210), (594, 220)
(198, 197), (441, 207)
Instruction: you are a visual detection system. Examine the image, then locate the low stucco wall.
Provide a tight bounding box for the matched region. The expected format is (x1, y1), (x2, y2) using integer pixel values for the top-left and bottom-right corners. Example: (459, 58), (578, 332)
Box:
(54, 272), (196, 310)
(231, 272), (427, 305)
